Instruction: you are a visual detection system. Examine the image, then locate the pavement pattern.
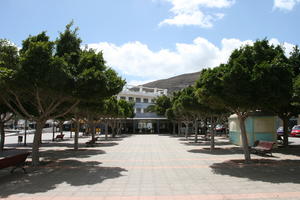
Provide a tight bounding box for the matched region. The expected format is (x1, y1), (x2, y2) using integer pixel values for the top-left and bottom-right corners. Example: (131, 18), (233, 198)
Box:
(1, 133), (300, 200)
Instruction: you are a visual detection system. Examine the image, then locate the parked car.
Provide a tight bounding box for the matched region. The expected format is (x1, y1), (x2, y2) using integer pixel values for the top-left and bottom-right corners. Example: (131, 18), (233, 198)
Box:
(290, 125), (300, 137)
(277, 126), (292, 135)
(277, 126), (284, 136)
(215, 124), (227, 134)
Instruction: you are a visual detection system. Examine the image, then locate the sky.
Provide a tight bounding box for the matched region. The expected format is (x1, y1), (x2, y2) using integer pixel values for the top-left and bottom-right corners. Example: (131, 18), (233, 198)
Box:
(1, 0), (300, 85)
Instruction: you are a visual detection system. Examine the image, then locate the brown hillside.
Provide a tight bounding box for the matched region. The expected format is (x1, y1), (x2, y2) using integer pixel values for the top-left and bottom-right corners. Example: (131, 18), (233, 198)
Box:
(143, 71), (200, 94)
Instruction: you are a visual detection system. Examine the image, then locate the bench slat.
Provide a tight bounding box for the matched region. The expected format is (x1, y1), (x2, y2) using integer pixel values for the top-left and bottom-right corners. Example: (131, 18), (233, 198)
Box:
(0, 152), (30, 172)
(252, 140), (274, 156)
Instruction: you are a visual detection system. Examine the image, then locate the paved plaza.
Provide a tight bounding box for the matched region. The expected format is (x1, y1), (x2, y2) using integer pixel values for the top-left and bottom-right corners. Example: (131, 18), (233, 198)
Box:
(1, 133), (300, 200)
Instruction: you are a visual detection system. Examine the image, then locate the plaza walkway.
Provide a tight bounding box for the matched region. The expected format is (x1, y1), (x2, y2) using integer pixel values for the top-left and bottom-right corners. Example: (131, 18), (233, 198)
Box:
(1, 134), (300, 200)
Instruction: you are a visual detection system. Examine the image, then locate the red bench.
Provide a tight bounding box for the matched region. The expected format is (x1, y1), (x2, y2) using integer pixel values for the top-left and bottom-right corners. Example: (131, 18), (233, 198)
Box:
(0, 152), (30, 173)
(55, 134), (64, 140)
(86, 138), (97, 147)
(252, 140), (275, 156)
(85, 137), (100, 147)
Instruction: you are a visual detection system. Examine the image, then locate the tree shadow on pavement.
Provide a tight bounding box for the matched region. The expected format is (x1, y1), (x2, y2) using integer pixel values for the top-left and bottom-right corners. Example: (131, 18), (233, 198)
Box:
(40, 148), (106, 161)
(210, 159), (300, 184)
(0, 159), (127, 198)
(273, 145), (300, 157)
(100, 134), (133, 142)
(96, 142), (119, 147)
(188, 147), (245, 155)
(158, 134), (185, 138)
(182, 141), (232, 147)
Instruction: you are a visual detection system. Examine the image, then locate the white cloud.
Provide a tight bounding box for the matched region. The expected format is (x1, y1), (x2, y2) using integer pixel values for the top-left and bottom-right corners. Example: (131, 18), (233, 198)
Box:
(273, 0), (300, 11)
(88, 38), (294, 83)
(158, 0), (235, 27)
(269, 38), (295, 56)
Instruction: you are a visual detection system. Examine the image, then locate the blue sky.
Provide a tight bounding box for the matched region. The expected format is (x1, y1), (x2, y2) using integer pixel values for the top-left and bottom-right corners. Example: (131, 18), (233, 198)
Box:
(1, 0), (300, 85)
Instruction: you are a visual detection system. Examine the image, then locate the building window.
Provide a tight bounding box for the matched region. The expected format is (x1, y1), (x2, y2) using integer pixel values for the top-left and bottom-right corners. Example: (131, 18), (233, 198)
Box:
(128, 97), (134, 102)
(143, 98), (149, 103)
(136, 108), (142, 113)
(120, 96), (126, 100)
(136, 98), (141, 103)
(151, 99), (155, 103)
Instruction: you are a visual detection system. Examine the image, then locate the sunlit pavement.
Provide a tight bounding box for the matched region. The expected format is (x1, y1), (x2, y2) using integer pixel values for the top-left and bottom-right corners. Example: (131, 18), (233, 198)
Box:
(1, 132), (300, 200)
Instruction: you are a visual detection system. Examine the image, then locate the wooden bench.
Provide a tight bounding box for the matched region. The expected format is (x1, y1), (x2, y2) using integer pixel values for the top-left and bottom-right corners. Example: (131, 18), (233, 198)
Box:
(85, 137), (101, 147)
(0, 152), (30, 173)
(55, 134), (64, 140)
(252, 140), (275, 156)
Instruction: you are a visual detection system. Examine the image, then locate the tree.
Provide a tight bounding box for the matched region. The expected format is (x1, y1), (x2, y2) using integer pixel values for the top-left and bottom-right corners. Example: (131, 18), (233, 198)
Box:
(147, 95), (171, 116)
(0, 39), (19, 151)
(100, 97), (134, 139)
(114, 99), (134, 136)
(0, 23), (125, 166)
(195, 40), (293, 162)
(171, 89), (194, 138)
(177, 85), (229, 148)
(147, 95), (177, 134)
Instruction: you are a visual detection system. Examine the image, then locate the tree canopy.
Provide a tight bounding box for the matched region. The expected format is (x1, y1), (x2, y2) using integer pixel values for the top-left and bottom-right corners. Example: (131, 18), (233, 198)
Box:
(0, 23), (125, 166)
(195, 39), (293, 162)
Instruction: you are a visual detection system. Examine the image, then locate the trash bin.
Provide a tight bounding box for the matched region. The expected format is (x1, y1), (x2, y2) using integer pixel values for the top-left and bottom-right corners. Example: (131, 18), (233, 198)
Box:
(18, 136), (23, 144)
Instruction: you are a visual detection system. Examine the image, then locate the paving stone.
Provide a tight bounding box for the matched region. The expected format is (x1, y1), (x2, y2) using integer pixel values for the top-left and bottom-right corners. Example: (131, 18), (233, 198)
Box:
(2, 133), (300, 200)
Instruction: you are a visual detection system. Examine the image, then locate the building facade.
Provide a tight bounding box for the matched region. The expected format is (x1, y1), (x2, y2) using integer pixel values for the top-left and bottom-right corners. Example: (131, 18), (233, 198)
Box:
(116, 85), (171, 134)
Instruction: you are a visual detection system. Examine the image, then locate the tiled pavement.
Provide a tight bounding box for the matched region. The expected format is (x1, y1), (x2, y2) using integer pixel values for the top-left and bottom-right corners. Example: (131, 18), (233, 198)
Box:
(1, 134), (300, 200)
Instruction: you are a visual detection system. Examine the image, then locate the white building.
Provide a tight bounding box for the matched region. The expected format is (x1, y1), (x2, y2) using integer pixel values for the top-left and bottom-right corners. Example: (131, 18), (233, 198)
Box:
(117, 85), (167, 118)
(116, 85), (170, 134)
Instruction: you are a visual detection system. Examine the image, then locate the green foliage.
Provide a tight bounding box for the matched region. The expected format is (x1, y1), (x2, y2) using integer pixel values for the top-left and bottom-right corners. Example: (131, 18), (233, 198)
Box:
(289, 46), (300, 76)
(0, 40), (19, 115)
(0, 22), (125, 119)
(102, 97), (122, 118)
(0, 22), (126, 165)
(0, 39), (19, 70)
(75, 49), (125, 101)
(196, 39), (293, 113)
(118, 99), (135, 118)
(149, 95), (171, 116)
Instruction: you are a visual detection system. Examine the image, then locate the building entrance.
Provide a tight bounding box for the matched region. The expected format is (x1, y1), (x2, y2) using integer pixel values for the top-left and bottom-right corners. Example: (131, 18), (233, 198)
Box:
(138, 120), (154, 134)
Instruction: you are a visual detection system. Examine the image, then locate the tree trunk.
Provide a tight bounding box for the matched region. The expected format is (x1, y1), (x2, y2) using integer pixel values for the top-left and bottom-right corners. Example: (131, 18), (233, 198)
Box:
(204, 118), (208, 141)
(59, 122), (63, 135)
(185, 122), (189, 139)
(179, 122), (183, 136)
(32, 120), (46, 166)
(39, 123), (43, 145)
(74, 119), (79, 150)
(24, 119), (27, 146)
(92, 122), (96, 140)
(0, 122), (5, 151)
(52, 121), (55, 141)
(70, 121), (73, 138)
(210, 117), (215, 151)
(111, 121), (115, 138)
(238, 114), (251, 163)
(172, 122), (176, 135)
(118, 120), (122, 135)
(282, 116), (289, 147)
(194, 120), (199, 143)
(112, 120), (117, 138)
(105, 122), (108, 140)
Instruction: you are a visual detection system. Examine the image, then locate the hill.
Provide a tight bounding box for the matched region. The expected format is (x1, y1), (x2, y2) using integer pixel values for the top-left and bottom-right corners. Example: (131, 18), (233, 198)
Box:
(143, 71), (200, 94)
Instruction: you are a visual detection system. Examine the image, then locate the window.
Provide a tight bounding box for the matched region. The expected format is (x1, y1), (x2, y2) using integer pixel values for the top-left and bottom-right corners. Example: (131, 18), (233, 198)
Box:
(128, 97), (134, 102)
(143, 98), (149, 103)
(120, 96), (126, 100)
(136, 108), (142, 113)
(136, 98), (141, 103)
